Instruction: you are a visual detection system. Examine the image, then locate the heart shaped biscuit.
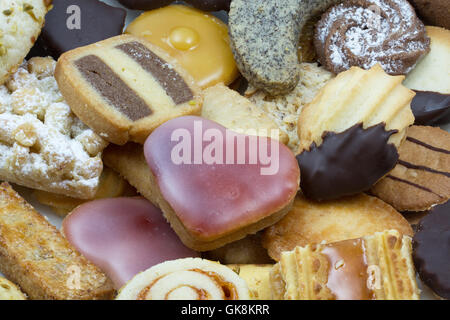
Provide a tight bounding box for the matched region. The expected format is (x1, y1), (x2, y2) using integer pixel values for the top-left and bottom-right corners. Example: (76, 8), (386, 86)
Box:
(144, 116), (300, 251)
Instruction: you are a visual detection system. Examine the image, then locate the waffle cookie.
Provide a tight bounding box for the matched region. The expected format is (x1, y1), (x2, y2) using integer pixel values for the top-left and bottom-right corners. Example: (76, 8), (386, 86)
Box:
(0, 0), (52, 85)
(55, 35), (202, 145)
(0, 57), (107, 199)
(263, 194), (413, 261)
(0, 183), (114, 300)
(296, 64), (415, 200)
(371, 126), (450, 212)
(270, 230), (420, 300)
(116, 258), (250, 300)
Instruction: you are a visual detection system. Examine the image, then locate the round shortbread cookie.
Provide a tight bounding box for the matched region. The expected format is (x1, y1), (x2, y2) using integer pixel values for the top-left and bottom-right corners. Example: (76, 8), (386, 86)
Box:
(371, 125), (450, 212)
(0, 0), (51, 85)
(403, 26), (450, 94)
(262, 194), (413, 261)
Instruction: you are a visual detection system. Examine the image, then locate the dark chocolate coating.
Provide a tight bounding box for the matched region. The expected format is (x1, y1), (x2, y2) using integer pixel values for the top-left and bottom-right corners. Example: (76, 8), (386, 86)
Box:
(296, 123), (399, 201)
(118, 0), (230, 11)
(28, 0), (126, 59)
(413, 201), (450, 299)
(118, 0), (173, 10)
(187, 0), (231, 11)
(412, 91), (450, 125)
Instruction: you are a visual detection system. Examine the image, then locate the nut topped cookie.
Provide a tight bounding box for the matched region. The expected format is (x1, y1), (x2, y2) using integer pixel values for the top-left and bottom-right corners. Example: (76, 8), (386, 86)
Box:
(296, 64), (415, 200)
(0, 57), (107, 199)
(0, 0), (52, 85)
(56, 35), (203, 145)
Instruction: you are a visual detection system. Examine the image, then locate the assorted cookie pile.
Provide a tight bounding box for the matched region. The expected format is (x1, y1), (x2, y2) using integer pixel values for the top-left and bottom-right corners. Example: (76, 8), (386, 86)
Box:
(0, 0), (448, 300)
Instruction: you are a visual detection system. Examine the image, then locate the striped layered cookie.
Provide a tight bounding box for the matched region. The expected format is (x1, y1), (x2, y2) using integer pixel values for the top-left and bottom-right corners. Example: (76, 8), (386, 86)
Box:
(55, 35), (202, 145)
(270, 230), (420, 300)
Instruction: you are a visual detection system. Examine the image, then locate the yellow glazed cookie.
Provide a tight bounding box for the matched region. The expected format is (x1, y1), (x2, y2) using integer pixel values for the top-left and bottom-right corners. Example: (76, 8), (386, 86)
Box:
(126, 5), (238, 89)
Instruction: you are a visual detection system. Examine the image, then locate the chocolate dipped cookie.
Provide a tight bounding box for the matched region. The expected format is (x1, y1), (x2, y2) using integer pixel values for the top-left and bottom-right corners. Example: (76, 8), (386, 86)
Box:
(296, 64), (415, 201)
(403, 26), (450, 125)
(55, 35), (202, 145)
(413, 201), (450, 299)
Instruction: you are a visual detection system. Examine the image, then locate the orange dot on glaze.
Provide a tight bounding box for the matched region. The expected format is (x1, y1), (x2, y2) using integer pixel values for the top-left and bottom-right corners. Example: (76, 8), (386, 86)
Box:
(126, 4), (238, 89)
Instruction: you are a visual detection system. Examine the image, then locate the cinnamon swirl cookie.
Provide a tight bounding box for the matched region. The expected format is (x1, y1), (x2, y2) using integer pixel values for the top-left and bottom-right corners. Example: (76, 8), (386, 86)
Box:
(314, 0), (430, 75)
(116, 258), (250, 300)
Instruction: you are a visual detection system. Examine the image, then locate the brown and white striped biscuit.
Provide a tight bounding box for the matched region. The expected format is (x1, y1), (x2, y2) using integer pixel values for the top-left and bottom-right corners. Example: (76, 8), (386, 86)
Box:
(371, 125), (450, 212)
(55, 35), (202, 145)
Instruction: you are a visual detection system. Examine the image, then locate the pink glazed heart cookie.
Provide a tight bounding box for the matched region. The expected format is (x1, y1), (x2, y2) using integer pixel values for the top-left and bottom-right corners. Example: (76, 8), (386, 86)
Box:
(143, 116), (300, 251)
(62, 197), (199, 289)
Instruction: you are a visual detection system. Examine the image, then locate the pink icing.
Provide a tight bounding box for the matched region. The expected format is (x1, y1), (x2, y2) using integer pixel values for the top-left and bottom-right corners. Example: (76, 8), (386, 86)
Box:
(144, 116), (299, 240)
(62, 197), (199, 289)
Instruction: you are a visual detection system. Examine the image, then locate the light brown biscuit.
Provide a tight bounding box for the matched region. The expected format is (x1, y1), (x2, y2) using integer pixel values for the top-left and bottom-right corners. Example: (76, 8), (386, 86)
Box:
(203, 233), (273, 265)
(0, 183), (114, 300)
(0, 276), (26, 300)
(0, 0), (52, 85)
(270, 230), (420, 300)
(371, 125), (450, 212)
(228, 264), (273, 300)
(55, 35), (202, 145)
(33, 167), (137, 216)
(262, 194), (413, 261)
(103, 142), (296, 251)
(403, 26), (450, 94)
(201, 83), (289, 145)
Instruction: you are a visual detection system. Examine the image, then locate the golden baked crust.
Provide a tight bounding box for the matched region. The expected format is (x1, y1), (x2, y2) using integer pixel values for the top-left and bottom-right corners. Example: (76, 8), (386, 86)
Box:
(0, 0), (52, 85)
(271, 230), (420, 300)
(298, 64), (415, 152)
(55, 35), (202, 145)
(0, 276), (26, 300)
(263, 194), (413, 261)
(201, 83), (289, 145)
(245, 62), (333, 151)
(371, 125), (450, 211)
(403, 26), (450, 94)
(228, 264), (273, 300)
(103, 143), (294, 251)
(33, 167), (136, 216)
(0, 183), (114, 300)
(203, 233), (273, 265)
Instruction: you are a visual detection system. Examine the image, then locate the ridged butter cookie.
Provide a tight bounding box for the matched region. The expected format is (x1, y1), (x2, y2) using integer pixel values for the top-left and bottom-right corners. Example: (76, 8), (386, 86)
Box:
(296, 64), (415, 200)
(0, 0), (52, 85)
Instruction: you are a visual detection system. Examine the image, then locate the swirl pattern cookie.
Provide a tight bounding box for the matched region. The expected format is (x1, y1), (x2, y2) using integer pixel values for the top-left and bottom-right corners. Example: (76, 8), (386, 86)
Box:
(314, 0), (430, 75)
(116, 258), (250, 300)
